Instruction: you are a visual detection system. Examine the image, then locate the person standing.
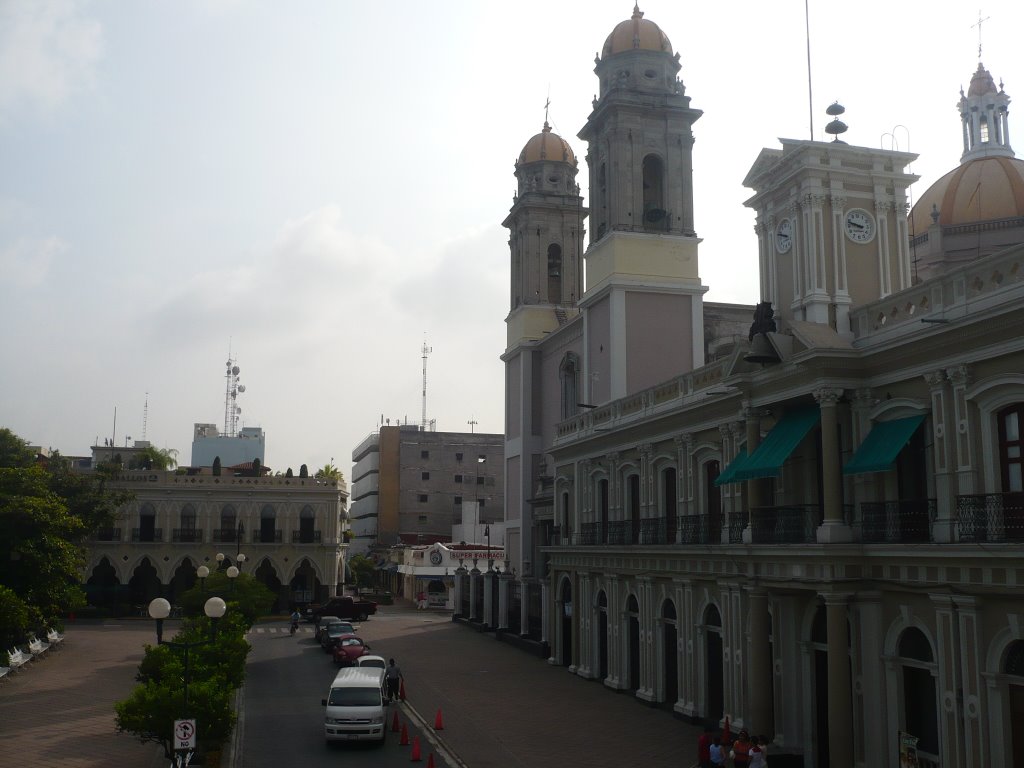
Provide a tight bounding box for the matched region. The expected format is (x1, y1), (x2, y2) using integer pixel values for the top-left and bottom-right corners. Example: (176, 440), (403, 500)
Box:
(385, 658), (403, 702)
(697, 726), (714, 768)
(731, 729), (753, 768)
(709, 736), (725, 767)
(748, 736), (767, 768)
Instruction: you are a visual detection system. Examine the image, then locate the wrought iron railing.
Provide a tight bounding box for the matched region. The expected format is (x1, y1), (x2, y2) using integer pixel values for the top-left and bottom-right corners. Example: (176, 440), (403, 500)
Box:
(131, 528), (163, 542)
(252, 529), (283, 544)
(861, 499), (936, 543)
(750, 506), (820, 544)
(291, 530), (322, 544)
(172, 528), (203, 543)
(93, 527), (121, 542)
(213, 528), (243, 543)
(957, 493), (1024, 542)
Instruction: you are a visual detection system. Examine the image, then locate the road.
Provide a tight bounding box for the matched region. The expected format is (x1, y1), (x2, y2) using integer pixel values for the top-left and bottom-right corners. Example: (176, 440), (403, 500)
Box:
(239, 613), (455, 768)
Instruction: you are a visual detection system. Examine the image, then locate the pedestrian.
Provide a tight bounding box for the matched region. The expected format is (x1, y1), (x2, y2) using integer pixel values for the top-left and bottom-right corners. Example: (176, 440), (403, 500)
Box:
(416, 591), (427, 610)
(709, 736), (725, 767)
(697, 725), (714, 768)
(748, 735), (767, 768)
(385, 657), (403, 701)
(731, 729), (753, 768)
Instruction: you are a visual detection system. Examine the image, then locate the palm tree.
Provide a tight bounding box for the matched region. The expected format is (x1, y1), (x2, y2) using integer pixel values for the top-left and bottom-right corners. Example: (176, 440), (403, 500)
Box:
(315, 462), (343, 481)
(130, 445), (178, 470)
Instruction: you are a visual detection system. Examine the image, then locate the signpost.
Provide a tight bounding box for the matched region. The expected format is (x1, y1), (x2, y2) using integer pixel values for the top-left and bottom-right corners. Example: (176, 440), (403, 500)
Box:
(174, 719), (197, 767)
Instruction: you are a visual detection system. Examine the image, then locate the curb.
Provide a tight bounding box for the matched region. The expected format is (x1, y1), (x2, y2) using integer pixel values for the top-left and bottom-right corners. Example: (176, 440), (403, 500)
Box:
(399, 699), (469, 768)
(226, 684), (245, 768)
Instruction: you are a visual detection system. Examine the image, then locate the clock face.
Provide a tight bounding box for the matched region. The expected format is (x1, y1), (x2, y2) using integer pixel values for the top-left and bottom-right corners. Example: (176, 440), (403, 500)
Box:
(429, 550), (443, 566)
(775, 219), (793, 253)
(844, 209), (876, 243)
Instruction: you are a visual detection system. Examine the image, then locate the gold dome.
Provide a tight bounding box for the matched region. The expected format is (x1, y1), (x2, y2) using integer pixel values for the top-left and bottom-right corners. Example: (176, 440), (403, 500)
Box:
(910, 156), (1024, 234)
(518, 122), (577, 166)
(602, 4), (672, 58)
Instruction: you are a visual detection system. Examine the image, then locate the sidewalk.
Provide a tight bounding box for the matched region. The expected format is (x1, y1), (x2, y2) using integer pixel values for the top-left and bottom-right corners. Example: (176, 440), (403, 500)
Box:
(360, 600), (702, 768)
(0, 622), (165, 768)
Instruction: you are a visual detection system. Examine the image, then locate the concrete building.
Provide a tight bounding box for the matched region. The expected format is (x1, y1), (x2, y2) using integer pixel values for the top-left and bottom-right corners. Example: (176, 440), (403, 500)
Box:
(349, 425), (504, 555)
(190, 423), (266, 468)
(477, 7), (1024, 768)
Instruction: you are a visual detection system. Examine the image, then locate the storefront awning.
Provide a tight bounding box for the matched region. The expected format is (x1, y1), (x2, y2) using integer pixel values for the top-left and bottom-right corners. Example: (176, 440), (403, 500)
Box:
(843, 414), (925, 475)
(713, 450), (750, 487)
(732, 406), (821, 481)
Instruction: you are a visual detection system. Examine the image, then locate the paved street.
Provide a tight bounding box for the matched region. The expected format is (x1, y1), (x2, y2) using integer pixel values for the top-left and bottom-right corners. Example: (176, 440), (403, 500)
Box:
(0, 606), (702, 768)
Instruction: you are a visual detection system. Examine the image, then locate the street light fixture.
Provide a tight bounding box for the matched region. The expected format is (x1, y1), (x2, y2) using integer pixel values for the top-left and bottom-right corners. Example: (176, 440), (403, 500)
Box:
(148, 596), (227, 716)
(226, 565), (239, 592)
(196, 565), (210, 595)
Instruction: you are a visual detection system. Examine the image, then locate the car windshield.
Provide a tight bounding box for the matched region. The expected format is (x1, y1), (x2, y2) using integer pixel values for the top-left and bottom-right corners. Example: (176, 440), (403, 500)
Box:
(360, 659), (386, 668)
(340, 638), (363, 647)
(328, 687), (380, 707)
(328, 623), (353, 632)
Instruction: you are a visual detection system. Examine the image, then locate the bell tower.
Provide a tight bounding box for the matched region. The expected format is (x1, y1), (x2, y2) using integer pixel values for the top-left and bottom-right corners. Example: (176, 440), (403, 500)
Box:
(503, 121), (587, 348)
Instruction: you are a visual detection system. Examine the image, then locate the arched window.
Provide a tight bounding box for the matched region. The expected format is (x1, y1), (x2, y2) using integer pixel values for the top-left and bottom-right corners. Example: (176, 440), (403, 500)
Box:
(220, 505), (236, 536)
(179, 504), (198, 543)
(298, 505), (316, 544)
(998, 404), (1024, 493)
(559, 353), (580, 420)
(642, 154), (667, 231)
(897, 627), (938, 756)
(1005, 640), (1024, 676)
(138, 503), (156, 542)
(547, 243), (562, 303)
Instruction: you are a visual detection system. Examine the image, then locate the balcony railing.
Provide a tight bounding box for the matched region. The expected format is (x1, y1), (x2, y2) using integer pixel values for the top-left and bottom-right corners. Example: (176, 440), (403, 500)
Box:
(93, 528), (122, 542)
(750, 506), (821, 544)
(131, 528), (163, 543)
(861, 499), (936, 543)
(252, 529), (283, 544)
(291, 530), (322, 544)
(172, 528), (204, 543)
(957, 492), (1024, 542)
(212, 528), (243, 544)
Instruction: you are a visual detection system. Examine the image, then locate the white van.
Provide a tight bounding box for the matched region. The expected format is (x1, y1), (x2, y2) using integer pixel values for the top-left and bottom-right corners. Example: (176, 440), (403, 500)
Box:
(322, 667), (388, 743)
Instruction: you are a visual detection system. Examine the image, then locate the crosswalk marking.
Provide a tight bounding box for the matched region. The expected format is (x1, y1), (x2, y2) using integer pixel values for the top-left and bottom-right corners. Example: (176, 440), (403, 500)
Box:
(248, 626), (314, 634)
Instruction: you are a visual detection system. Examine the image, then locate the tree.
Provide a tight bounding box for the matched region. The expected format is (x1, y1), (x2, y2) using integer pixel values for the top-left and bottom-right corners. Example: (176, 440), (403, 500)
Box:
(299, 464), (308, 478)
(315, 462), (343, 481)
(347, 554), (376, 589)
(129, 445), (178, 471)
(212, 456), (221, 476)
(250, 458), (261, 477)
(176, 572), (274, 628)
(0, 428), (34, 469)
(285, 467), (293, 478)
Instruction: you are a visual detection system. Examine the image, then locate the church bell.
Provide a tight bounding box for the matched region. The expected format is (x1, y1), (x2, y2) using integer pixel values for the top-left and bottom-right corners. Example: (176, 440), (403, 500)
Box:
(744, 333), (781, 365)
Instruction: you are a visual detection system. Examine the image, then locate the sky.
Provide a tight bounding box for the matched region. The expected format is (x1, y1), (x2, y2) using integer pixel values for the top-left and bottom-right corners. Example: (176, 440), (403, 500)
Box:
(2, 0), (1022, 476)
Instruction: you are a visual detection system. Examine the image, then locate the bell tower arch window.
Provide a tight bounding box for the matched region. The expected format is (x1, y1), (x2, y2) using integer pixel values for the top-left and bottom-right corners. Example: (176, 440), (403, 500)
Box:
(642, 154), (667, 231)
(547, 243), (563, 303)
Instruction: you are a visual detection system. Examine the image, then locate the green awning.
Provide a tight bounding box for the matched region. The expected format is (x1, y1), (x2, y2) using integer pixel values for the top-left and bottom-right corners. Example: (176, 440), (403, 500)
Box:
(843, 414), (925, 475)
(713, 450), (749, 487)
(733, 406), (821, 481)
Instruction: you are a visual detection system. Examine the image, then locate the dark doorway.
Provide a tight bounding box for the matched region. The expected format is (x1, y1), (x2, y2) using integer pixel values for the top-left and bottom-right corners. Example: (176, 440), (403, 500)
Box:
(128, 557), (161, 606)
(254, 558), (283, 610)
(560, 579), (573, 667)
(627, 594), (640, 692)
(597, 590), (608, 680)
(811, 606), (830, 768)
(169, 558), (197, 603)
(663, 599), (678, 706)
(705, 604), (724, 721)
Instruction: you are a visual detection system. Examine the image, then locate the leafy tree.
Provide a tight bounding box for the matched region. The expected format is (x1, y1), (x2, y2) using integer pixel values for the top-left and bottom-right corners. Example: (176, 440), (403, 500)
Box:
(315, 462), (343, 481)
(347, 554), (376, 589)
(0, 428), (34, 468)
(0, 584), (37, 652)
(250, 458), (261, 477)
(212, 456), (221, 476)
(299, 464), (308, 478)
(129, 445), (178, 470)
(285, 467), (293, 478)
(175, 572), (274, 628)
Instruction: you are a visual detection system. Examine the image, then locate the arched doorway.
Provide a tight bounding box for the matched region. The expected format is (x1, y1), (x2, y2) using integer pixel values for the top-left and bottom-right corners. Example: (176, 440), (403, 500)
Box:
(662, 599), (678, 706)
(597, 590), (609, 681)
(169, 558), (197, 603)
(1006, 641), (1024, 768)
(811, 605), (829, 767)
(290, 558), (319, 606)
(85, 557), (122, 613)
(253, 558), (283, 610)
(898, 627), (939, 763)
(559, 578), (573, 667)
(627, 594), (640, 692)
(128, 557), (162, 606)
(704, 604), (724, 721)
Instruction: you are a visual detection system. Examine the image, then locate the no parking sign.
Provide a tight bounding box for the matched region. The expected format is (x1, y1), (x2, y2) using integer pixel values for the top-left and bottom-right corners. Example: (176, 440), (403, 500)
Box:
(174, 719), (197, 751)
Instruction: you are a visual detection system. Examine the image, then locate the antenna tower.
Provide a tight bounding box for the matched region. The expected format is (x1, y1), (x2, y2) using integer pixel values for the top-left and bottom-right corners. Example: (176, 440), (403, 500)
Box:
(223, 355), (246, 437)
(421, 338), (432, 431)
(142, 392), (149, 440)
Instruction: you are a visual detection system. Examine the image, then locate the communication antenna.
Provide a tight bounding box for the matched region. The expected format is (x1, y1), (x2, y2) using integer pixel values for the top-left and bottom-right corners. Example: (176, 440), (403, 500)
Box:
(223, 354), (246, 437)
(467, 417), (478, 434)
(142, 392), (149, 440)
(421, 337), (432, 431)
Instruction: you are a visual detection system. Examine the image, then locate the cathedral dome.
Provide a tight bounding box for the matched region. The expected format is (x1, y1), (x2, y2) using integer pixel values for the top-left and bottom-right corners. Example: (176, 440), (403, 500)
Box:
(518, 122), (577, 166)
(909, 156), (1024, 234)
(967, 62), (998, 97)
(601, 5), (672, 58)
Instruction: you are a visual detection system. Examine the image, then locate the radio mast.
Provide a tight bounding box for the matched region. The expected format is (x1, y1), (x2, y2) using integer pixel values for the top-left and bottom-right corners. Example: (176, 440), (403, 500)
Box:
(421, 338), (432, 431)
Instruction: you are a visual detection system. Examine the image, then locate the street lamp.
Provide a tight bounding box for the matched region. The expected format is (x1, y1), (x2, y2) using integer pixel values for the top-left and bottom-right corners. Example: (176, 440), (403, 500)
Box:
(236, 553), (247, 573)
(226, 565), (239, 592)
(148, 596), (227, 716)
(196, 565), (210, 595)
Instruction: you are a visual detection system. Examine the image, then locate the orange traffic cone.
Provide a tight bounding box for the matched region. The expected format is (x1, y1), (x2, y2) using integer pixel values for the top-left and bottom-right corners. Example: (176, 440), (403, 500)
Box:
(400, 723), (409, 746)
(434, 708), (444, 730)
(410, 736), (422, 762)
(427, 754), (436, 768)
(399, 678), (407, 701)
(391, 710), (401, 732)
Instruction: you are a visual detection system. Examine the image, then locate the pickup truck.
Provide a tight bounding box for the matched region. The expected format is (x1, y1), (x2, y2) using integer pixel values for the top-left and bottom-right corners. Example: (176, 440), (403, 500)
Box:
(305, 596), (377, 622)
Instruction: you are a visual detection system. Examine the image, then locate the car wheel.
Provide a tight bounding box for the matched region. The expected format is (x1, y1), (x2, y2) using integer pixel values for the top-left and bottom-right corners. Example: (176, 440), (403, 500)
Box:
(356, 612), (368, 621)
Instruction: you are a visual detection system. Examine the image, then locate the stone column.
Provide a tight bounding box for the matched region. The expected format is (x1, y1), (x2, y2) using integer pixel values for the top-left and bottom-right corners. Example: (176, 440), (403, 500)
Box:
(824, 593), (854, 768)
(482, 570), (496, 629)
(469, 570), (481, 621)
(453, 569), (465, 618)
(744, 407), (763, 543)
(676, 434), (693, 525)
(497, 573), (510, 631)
(947, 365), (977, 496)
(637, 576), (656, 701)
(747, 588), (773, 736)
(816, 388), (852, 543)
(577, 572), (592, 678)
(926, 370), (956, 541)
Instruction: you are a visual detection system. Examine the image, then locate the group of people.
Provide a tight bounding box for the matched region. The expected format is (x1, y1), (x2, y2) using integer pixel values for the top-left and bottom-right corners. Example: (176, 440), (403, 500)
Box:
(698, 728), (768, 768)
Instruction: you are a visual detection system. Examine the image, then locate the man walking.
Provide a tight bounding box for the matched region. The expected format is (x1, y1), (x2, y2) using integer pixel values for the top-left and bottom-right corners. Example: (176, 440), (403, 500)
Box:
(385, 658), (403, 702)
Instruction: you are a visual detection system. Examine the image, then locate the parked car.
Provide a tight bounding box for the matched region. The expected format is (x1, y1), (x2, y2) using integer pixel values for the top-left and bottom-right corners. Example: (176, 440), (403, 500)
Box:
(331, 635), (372, 666)
(313, 615), (342, 642)
(355, 654), (387, 670)
(320, 622), (358, 652)
(322, 667), (388, 744)
(306, 596), (377, 622)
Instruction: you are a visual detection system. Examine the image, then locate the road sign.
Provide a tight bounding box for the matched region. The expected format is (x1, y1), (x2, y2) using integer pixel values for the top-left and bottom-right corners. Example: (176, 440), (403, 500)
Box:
(174, 719), (197, 750)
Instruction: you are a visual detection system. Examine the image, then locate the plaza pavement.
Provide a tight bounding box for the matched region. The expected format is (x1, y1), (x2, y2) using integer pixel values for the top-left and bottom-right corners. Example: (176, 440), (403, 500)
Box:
(0, 606), (703, 768)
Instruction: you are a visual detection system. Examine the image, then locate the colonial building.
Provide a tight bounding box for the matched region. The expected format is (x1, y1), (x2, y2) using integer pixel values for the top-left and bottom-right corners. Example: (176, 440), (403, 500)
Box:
(481, 7), (1024, 768)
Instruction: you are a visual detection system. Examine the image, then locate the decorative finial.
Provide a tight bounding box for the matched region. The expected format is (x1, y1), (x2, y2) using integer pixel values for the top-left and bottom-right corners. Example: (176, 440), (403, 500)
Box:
(972, 10), (990, 61)
(544, 95), (550, 126)
(930, 203), (940, 224)
(633, 3), (643, 19)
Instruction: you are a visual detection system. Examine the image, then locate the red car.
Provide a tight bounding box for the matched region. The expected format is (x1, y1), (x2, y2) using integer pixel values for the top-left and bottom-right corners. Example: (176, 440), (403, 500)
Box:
(331, 634), (372, 666)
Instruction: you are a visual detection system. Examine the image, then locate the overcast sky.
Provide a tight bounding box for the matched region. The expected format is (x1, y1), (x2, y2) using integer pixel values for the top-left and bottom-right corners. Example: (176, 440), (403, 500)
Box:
(2, 0), (1022, 475)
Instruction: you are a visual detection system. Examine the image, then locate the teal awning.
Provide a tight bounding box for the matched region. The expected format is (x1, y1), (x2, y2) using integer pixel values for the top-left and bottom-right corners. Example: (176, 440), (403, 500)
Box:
(733, 406), (821, 481)
(843, 414), (925, 475)
(713, 450), (750, 487)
